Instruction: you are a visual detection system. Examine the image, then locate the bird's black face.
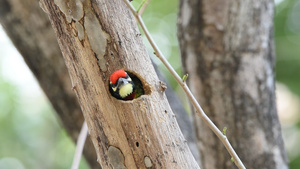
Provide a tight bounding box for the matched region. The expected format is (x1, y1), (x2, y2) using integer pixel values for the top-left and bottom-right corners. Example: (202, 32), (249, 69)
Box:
(110, 75), (134, 99)
(112, 77), (130, 91)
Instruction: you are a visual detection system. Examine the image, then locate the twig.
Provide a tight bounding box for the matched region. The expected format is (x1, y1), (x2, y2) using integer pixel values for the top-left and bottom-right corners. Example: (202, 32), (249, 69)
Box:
(137, 0), (151, 16)
(71, 121), (88, 169)
(122, 0), (246, 169)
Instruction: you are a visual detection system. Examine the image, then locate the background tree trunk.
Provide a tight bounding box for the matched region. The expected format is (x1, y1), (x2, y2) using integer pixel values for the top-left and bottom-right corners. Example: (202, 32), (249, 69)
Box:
(178, 0), (288, 169)
(38, 0), (199, 168)
(0, 0), (200, 168)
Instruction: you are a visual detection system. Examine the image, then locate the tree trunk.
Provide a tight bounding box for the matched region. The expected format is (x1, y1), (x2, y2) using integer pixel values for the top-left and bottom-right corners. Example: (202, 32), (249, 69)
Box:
(39, 0), (199, 168)
(178, 0), (288, 169)
(0, 0), (98, 168)
(0, 0), (200, 167)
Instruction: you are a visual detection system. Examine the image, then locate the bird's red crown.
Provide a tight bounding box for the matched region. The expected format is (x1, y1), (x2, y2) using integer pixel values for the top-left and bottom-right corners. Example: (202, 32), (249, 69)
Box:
(110, 70), (127, 84)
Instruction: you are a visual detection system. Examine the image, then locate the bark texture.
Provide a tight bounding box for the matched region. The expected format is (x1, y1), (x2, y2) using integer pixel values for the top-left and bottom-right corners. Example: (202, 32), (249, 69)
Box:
(0, 0), (200, 168)
(178, 0), (288, 169)
(154, 64), (200, 163)
(0, 0), (98, 168)
(40, 0), (199, 168)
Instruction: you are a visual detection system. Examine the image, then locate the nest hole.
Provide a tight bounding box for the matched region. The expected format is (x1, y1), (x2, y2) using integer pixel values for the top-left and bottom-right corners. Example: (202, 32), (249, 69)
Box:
(127, 71), (151, 95)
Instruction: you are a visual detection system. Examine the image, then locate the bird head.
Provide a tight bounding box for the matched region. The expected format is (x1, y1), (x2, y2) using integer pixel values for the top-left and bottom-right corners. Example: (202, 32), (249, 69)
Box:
(109, 70), (135, 100)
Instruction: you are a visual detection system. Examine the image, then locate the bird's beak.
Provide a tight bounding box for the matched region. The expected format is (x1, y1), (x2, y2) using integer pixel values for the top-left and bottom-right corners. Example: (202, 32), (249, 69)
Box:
(120, 78), (129, 85)
(112, 77), (130, 91)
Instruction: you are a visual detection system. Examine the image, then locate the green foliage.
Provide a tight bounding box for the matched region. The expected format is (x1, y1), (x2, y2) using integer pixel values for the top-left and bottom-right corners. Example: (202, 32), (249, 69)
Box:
(290, 154), (300, 169)
(0, 76), (89, 169)
(222, 127), (227, 136)
(0, 32), (89, 168)
(182, 74), (189, 82)
(275, 0), (300, 96)
(275, 1), (300, 167)
(133, 0), (182, 90)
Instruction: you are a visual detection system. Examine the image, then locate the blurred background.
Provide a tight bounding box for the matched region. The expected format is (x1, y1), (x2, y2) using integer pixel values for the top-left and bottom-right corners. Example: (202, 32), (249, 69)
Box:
(0, 0), (299, 168)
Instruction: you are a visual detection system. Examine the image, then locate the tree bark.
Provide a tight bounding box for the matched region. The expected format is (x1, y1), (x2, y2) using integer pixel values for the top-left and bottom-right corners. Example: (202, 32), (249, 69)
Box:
(0, 0), (200, 167)
(0, 0), (98, 168)
(178, 0), (288, 169)
(154, 64), (200, 164)
(39, 0), (199, 168)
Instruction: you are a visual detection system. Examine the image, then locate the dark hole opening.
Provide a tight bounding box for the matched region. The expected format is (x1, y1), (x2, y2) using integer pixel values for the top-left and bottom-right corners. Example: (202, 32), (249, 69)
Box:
(136, 142), (139, 147)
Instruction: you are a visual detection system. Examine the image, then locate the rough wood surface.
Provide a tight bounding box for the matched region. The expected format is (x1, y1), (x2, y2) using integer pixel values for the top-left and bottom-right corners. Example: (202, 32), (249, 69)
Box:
(40, 0), (199, 168)
(0, 0), (98, 168)
(0, 0), (200, 167)
(178, 0), (288, 168)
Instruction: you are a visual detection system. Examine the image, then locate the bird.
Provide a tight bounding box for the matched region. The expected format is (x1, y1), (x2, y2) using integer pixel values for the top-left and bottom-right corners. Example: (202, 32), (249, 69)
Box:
(109, 69), (144, 100)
